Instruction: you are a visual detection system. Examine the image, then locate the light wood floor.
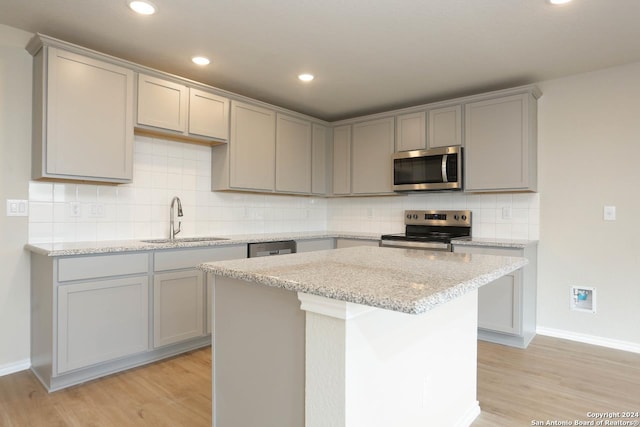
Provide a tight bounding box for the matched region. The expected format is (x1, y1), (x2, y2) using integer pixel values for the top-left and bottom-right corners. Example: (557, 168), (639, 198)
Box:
(1, 336), (638, 427)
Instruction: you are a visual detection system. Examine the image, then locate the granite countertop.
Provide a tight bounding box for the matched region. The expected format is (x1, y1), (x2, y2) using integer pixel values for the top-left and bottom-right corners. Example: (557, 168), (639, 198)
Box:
(452, 237), (538, 249)
(198, 246), (528, 315)
(25, 231), (381, 256)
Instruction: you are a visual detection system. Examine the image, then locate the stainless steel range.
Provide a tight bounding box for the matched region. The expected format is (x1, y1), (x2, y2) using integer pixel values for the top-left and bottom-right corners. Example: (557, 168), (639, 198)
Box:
(380, 210), (472, 251)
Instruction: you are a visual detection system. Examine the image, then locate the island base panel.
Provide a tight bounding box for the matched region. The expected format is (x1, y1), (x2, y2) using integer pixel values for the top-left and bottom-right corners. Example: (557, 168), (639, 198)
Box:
(303, 290), (481, 427)
(212, 275), (305, 427)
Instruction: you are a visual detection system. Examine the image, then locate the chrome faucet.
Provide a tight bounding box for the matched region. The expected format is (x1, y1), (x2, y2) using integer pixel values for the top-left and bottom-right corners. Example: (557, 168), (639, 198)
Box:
(169, 196), (183, 240)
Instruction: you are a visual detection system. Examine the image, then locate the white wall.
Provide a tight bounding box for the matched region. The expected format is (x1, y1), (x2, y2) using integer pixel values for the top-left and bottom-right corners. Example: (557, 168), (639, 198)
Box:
(0, 25), (32, 374)
(537, 63), (640, 346)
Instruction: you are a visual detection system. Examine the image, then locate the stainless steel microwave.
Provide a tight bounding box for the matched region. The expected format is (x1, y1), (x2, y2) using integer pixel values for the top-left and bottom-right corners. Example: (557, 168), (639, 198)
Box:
(392, 146), (463, 192)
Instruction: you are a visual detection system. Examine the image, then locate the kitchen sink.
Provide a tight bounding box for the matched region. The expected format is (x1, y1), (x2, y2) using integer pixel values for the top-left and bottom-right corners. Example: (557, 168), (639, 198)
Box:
(141, 237), (230, 244)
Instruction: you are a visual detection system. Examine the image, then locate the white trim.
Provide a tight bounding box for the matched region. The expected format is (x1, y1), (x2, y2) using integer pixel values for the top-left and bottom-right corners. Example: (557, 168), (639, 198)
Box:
(297, 292), (376, 320)
(537, 327), (640, 354)
(0, 359), (31, 377)
(456, 401), (481, 427)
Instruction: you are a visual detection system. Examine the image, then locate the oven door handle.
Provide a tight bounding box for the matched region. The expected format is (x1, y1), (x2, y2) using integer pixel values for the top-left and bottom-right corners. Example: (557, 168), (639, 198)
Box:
(380, 240), (451, 251)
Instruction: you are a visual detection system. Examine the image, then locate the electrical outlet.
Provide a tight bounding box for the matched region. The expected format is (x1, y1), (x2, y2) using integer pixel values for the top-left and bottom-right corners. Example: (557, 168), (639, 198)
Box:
(6, 199), (28, 217)
(88, 203), (105, 218)
(603, 205), (616, 221)
(501, 206), (512, 220)
(68, 202), (81, 217)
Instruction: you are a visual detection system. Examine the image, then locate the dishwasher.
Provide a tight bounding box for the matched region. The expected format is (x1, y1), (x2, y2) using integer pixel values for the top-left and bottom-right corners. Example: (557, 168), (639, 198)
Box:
(247, 240), (297, 258)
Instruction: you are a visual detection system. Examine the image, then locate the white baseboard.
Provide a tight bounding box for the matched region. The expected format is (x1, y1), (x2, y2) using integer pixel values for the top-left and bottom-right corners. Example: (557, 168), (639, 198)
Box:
(537, 327), (640, 354)
(456, 400), (481, 427)
(0, 358), (31, 377)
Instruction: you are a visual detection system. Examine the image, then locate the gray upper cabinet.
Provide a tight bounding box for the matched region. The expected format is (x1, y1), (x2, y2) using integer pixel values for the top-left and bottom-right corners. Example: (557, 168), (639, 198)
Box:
(311, 124), (330, 195)
(30, 43), (134, 184)
(137, 74), (229, 143)
(212, 101), (276, 192)
(332, 125), (351, 195)
(137, 74), (188, 133)
(275, 113), (312, 194)
(188, 88), (230, 140)
(427, 104), (462, 148)
(351, 117), (395, 194)
(395, 112), (426, 152)
(230, 101), (275, 191)
(464, 92), (538, 192)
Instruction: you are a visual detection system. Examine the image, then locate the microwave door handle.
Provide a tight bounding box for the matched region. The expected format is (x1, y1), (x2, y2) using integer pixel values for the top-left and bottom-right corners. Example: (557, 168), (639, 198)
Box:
(441, 154), (449, 183)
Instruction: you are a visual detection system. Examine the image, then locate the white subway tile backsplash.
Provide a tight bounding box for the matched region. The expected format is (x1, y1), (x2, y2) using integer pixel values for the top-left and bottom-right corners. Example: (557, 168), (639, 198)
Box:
(29, 136), (328, 243)
(28, 135), (537, 243)
(29, 182), (53, 202)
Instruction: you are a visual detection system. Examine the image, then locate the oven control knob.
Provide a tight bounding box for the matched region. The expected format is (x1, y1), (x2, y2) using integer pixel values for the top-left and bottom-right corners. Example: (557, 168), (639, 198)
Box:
(454, 214), (459, 220)
(406, 214), (412, 220)
(461, 215), (467, 221)
(413, 214), (418, 220)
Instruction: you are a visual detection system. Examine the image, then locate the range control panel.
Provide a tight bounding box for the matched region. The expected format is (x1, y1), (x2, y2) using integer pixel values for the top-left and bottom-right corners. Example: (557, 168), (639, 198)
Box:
(404, 210), (472, 227)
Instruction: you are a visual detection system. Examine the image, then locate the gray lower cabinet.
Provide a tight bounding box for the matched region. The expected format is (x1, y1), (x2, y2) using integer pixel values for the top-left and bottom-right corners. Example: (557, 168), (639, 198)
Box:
(153, 270), (204, 348)
(335, 238), (380, 249)
(31, 244), (246, 391)
(295, 238), (335, 253)
(453, 244), (537, 348)
(57, 276), (149, 374)
(153, 244), (246, 342)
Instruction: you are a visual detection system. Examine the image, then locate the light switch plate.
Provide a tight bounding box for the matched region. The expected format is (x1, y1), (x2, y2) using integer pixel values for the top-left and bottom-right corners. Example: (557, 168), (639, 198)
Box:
(603, 205), (616, 221)
(6, 199), (28, 217)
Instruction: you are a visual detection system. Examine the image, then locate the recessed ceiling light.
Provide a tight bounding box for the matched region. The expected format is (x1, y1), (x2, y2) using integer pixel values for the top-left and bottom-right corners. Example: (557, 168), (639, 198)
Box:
(128, 0), (157, 15)
(548, 0), (572, 5)
(298, 73), (314, 82)
(192, 56), (211, 66)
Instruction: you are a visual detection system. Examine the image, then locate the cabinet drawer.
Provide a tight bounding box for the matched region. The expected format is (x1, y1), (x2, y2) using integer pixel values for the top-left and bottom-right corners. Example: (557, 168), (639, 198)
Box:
(57, 253), (149, 282)
(154, 245), (246, 272)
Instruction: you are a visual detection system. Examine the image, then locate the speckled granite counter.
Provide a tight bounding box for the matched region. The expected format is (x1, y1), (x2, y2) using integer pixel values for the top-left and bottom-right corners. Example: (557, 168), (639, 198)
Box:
(198, 245), (528, 314)
(25, 231), (380, 256)
(452, 237), (538, 249)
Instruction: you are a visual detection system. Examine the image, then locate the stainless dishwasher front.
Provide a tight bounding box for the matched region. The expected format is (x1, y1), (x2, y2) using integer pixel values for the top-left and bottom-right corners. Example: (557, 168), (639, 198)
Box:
(247, 240), (297, 258)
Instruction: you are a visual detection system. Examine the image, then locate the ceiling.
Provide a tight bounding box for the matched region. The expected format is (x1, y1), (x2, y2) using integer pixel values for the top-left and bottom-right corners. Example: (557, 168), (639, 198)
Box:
(1, 0), (639, 121)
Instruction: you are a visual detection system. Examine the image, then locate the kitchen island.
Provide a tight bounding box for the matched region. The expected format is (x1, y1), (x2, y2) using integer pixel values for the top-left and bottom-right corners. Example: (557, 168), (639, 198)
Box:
(198, 246), (528, 427)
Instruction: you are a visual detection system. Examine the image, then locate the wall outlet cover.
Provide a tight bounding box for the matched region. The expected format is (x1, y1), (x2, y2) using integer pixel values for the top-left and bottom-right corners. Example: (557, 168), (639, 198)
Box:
(6, 199), (29, 217)
(603, 205), (616, 221)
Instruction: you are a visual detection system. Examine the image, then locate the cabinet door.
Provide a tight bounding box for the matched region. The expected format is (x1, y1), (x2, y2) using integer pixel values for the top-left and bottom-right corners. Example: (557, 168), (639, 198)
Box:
(396, 112), (425, 151)
(137, 74), (188, 133)
(153, 270), (205, 348)
(477, 272), (523, 335)
(464, 94), (535, 191)
(428, 105), (462, 148)
(311, 124), (329, 195)
(57, 276), (149, 374)
(351, 117), (395, 194)
(332, 125), (351, 195)
(453, 245), (524, 336)
(230, 101), (276, 191)
(45, 47), (134, 182)
(275, 114), (312, 194)
(188, 88), (229, 140)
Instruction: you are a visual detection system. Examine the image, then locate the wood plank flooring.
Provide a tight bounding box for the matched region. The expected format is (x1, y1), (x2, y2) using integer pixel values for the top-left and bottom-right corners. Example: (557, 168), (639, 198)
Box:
(0, 336), (638, 427)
